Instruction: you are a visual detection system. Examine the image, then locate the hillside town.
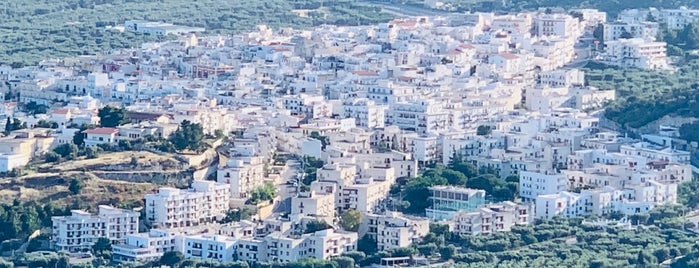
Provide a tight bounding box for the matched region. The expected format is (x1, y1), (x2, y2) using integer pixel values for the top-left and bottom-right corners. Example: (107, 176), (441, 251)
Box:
(1, 4), (699, 268)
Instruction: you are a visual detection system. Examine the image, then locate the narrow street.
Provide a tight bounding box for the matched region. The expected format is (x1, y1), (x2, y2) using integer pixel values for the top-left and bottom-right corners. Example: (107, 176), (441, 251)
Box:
(272, 159), (301, 215)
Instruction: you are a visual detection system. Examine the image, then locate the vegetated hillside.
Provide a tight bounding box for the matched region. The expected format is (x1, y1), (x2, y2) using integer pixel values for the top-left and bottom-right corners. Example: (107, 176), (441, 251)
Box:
(585, 59), (699, 129)
(0, 0), (392, 67)
(418, 0), (699, 17)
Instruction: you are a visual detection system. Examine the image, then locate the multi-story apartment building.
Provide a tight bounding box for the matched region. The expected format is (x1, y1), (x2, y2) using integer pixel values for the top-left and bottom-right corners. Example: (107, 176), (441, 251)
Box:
(362, 212), (430, 251)
(660, 7), (699, 30)
(217, 155), (266, 199)
(426, 186), (486, 220)
(602, 38), (668, 70)
(519, 170), (567, 202)
(182, 234), (238, 262)
(145, 180), (230, 229)
(452, 201), (533, 235)
(386, 100), (450, 135)
(52, 205), (139, 253)
(291, 189), (337, 222)
(197, 229), (357, 263)
(534, 13), (582, 39)
(341, 98), (387, 128)
(603, 21), (659, 43)
(620, 142), (691, 164)
(112, 229), (179, 263)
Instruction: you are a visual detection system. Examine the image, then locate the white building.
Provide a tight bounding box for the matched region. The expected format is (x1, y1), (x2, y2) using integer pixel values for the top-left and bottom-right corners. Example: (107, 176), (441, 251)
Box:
(661, 7), (699, 30)
(112, 229), (179, 263)
(603, 21), (659, 43)
(452, 201), (533, 235)
(602, 38), (668, 70)
(362, 212), (430, 251)
(182, 234), (238, 262)
(217, 155), (266, 199)
(534, 13), (583, 39)
(342, 98), (387, 128)
(519, 170), (567, 202)
(82, 127), (119, 146)
(387, 100), (450, 135)
(145, 180), (230, 229)
(52, 205), (139, 253)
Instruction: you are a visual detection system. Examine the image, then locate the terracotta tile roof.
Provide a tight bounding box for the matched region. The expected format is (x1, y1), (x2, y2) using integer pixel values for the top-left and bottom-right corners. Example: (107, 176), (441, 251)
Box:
(498, 53), (519, 60)
(83, 127), (119, 135)
(352, 70), (379, 76)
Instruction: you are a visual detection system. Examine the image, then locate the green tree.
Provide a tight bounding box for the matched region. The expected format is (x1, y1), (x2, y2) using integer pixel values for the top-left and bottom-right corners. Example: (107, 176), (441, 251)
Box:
(92, 237), (112, 258)
(68, 178), (84, 195)
(357, 235), (378, 255)
(97, 106), (128, 127)
(339, 209), (362, 232)
(417, 243), (438, 257)
(220, 208), (253, 223)
(476, 125), (492, 135)
(248, 182), (276, 205)
(305, 220), (331, 234)
(442, 169), (468, 185)
(24, 101), (47, 115)
(403, 174), (447, 213)
(4, 118), (26, 134)
(44, 152), (61, 163)
(310, 131), (330, 150)
(53, 143), (79, 159)
(679, 22), (699, 49)
(84, 146), (101, 159)
(333, 256), (355, 268)
(341, 251), (366, 264)
(159, 251), (185, 268)
(35, 120), (58, 129)
(439, 245), (456, 261)
(170, 120), (205, 151)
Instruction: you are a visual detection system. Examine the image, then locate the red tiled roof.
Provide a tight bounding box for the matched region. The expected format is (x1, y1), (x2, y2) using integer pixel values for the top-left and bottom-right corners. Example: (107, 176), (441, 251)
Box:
(498, 53), (519, 60)
(53, 108), (72, 115)
(352, 70), (379, 76)
(83, 127), (119, 135)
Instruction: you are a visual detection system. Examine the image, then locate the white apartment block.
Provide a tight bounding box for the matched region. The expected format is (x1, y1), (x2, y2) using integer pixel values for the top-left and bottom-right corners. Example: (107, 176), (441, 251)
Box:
(303, 229), (358, 260)
(217, 155), (266, 199)
(661, 7), (699, 30)
(451, 202), (532, 235)
(535, 182), (676, 219)
(145, 180), (230, 229)
(519, 170), (567, 202)
(386, 100), (450, 135)
(342, 98), (387, 128)
(362, 212), (430, 251)
(602, 38), (668, 70)
(535, 191), (586, 219)
(112, 229), (179, 263)
(603, 21), (659, 42)
(341, 178), (392, 213)
(281, 94), (332, 120)
(182, 234), (237, 262)
(292, 190), (336, 222)
(620, 142), (691, 164)
(230, 229), (357, 263)
(52, 205), (139, 253)
(538, 69), (585, 88)
(534, 13), (583, 39)
(574, 9), (607, 34)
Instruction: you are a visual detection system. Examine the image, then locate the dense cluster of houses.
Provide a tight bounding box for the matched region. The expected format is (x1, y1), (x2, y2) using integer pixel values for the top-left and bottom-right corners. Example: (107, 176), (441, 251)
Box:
(2, 6), (694, 266)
